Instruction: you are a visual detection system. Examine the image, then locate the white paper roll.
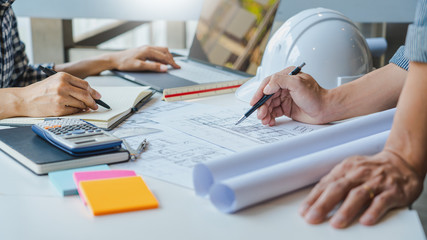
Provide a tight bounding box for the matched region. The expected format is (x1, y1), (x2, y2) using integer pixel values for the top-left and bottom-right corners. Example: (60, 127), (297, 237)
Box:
(209, 131), (389, 213)
(193, 109), (395, 196)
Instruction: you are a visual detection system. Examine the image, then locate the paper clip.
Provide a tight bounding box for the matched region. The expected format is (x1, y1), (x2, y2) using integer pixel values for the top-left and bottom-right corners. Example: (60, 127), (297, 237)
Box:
(122, 139), (148, 161)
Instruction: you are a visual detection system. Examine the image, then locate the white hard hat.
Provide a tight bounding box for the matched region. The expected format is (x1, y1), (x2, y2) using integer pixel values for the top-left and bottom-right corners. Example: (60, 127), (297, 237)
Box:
(236, 8), (372, 102)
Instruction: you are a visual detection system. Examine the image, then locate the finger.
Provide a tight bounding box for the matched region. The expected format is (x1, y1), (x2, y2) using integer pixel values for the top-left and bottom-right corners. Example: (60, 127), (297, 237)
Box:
(304, 179), (353, 224)
(250, 76), (271, 106)
(137, 61), (168, 72)
(359, 190), (397, 226)
(280, 94), (293, 117)
(272, 108), (285, 118)
(257, 105), (269, 120)
(300, 173), (339, 216)
(167, 57), (181, 69)
(58, 95), (88, 110)
(267, 117), (276, 126)
(52, 74), (98, 110)
(144, 48), (179, 68)
(58, 73), (89, 90)
(151, 46), (181, 69)
(56, 73), (102, 101)
(151, 46), (170, 54)
(66, 86), (98, 110)
(271, 104), (285, 118)
(329, 184), (376, 228)
(260, 111), (272, 125)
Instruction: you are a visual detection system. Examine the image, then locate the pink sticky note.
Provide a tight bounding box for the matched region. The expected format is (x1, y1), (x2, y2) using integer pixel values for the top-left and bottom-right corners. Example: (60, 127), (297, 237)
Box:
(73, 170), (137, 204)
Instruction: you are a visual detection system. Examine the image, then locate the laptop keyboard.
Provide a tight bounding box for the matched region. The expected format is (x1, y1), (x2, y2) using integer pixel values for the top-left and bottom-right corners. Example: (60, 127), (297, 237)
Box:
(169, 59), (243, 84)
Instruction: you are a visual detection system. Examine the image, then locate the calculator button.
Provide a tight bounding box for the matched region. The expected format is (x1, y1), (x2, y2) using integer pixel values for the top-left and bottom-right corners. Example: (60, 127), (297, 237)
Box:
(72, 129), (85, 134)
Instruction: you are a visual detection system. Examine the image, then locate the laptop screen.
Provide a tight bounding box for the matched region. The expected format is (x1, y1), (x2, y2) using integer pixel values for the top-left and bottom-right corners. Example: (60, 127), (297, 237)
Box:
(188, 0), (280, 75)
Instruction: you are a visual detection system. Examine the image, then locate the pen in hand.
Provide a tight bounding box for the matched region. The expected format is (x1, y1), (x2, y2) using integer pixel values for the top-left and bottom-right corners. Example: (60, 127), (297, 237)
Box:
(235, 62), (306, 125)
(38, 65), (111, 110)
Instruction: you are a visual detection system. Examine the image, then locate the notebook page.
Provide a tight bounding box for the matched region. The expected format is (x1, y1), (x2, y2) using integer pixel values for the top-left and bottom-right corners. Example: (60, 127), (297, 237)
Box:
(66, 86), (150, 121)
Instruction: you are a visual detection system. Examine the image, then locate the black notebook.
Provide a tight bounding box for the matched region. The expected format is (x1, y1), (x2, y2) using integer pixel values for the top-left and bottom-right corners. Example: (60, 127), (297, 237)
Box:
(0, 127), (129, 175)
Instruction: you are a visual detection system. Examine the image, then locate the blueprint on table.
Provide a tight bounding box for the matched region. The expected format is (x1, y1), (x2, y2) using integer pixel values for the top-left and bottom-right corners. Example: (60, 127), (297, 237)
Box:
(112, 99), (325, 188)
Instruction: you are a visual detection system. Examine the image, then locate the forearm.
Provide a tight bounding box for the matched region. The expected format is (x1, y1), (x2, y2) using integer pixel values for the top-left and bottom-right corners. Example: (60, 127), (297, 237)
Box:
(54, 53), (116, 79)
(385, 62), (427, 178)
(0, 88), (25, 119)
(321, 63), (407, 123)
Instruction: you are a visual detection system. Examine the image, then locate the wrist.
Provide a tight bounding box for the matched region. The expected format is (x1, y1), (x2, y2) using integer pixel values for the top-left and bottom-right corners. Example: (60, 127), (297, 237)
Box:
(318, 88), (342, 123)
(385, 128), (427, 180)
(383, 147), (426, 183)
(0, 88), (26, 119)
(100, 52), (119, 71)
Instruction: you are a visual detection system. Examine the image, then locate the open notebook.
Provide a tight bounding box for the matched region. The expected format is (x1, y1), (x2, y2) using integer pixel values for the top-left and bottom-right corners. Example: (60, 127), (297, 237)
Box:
(0, 86), (154, 130)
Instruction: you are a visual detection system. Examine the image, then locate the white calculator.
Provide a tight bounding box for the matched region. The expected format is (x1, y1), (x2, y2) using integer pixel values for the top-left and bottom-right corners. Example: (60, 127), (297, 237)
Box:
(32, 118), (122, 156)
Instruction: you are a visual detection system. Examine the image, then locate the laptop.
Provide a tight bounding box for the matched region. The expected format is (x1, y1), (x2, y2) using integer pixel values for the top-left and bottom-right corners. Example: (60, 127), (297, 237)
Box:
(113, 0), (280, 92)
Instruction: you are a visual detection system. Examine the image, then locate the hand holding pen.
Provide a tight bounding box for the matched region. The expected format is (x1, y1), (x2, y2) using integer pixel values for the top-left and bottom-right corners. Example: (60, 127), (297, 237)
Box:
(38, 66), (110, 110)
(236, 63), (305, 125)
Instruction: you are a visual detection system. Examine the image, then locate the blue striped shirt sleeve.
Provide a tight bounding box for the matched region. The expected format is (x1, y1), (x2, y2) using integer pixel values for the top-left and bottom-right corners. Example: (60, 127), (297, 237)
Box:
(405, 0), (427, 63)
(389, 46), (409, 71)
(389, 0), (427, 70)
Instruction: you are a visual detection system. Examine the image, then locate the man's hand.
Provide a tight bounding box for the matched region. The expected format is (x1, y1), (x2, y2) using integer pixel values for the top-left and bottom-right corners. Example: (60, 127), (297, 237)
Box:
(250, 66), (328, 126)
(18, 72), (101, 117)
(299, 150), (423, 228)
(111, 45), (181, 72)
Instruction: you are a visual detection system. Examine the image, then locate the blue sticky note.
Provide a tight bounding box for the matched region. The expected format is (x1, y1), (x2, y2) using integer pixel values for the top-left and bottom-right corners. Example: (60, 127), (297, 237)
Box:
(48, 165), (110, 196)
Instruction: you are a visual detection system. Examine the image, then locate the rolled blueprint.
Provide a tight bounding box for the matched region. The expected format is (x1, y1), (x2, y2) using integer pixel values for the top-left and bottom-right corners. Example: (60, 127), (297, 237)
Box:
(209, 131), (389, 213)
(193, 109), (395, 196)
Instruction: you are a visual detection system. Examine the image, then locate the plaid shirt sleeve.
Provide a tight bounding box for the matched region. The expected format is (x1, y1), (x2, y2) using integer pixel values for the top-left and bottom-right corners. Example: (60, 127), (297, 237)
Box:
(0, 2), (53, 88)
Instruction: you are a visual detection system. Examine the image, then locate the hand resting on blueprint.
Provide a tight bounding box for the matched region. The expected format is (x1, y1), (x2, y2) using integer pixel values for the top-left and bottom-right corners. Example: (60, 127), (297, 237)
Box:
(299, 150), (422, 228)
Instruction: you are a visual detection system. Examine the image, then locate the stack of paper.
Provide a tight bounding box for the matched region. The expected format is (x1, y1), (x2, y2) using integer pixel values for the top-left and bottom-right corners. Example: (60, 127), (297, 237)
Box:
(193, 109), (395, 213)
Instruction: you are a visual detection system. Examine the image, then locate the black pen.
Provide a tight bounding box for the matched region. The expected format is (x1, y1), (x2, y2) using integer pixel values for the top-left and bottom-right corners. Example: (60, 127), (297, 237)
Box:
(235, 62), (306, 125)
(38, 65), (111, 109)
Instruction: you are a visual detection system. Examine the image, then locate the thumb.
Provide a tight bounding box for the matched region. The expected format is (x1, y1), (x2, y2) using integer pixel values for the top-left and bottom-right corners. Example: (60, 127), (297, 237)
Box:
(139, 61), (168, 72)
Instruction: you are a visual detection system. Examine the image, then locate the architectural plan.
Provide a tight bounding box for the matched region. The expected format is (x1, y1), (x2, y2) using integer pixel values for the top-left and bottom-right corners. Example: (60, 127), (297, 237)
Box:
(112, 99), (326, 188)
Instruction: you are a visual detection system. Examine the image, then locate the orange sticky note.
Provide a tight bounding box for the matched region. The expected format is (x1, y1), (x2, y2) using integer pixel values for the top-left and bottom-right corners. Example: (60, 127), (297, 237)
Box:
(80, 176), (158, 216)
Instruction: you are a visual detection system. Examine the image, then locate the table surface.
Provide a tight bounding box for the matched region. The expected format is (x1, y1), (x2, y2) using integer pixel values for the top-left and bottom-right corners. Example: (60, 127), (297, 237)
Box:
(0, 75), (425, 240)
